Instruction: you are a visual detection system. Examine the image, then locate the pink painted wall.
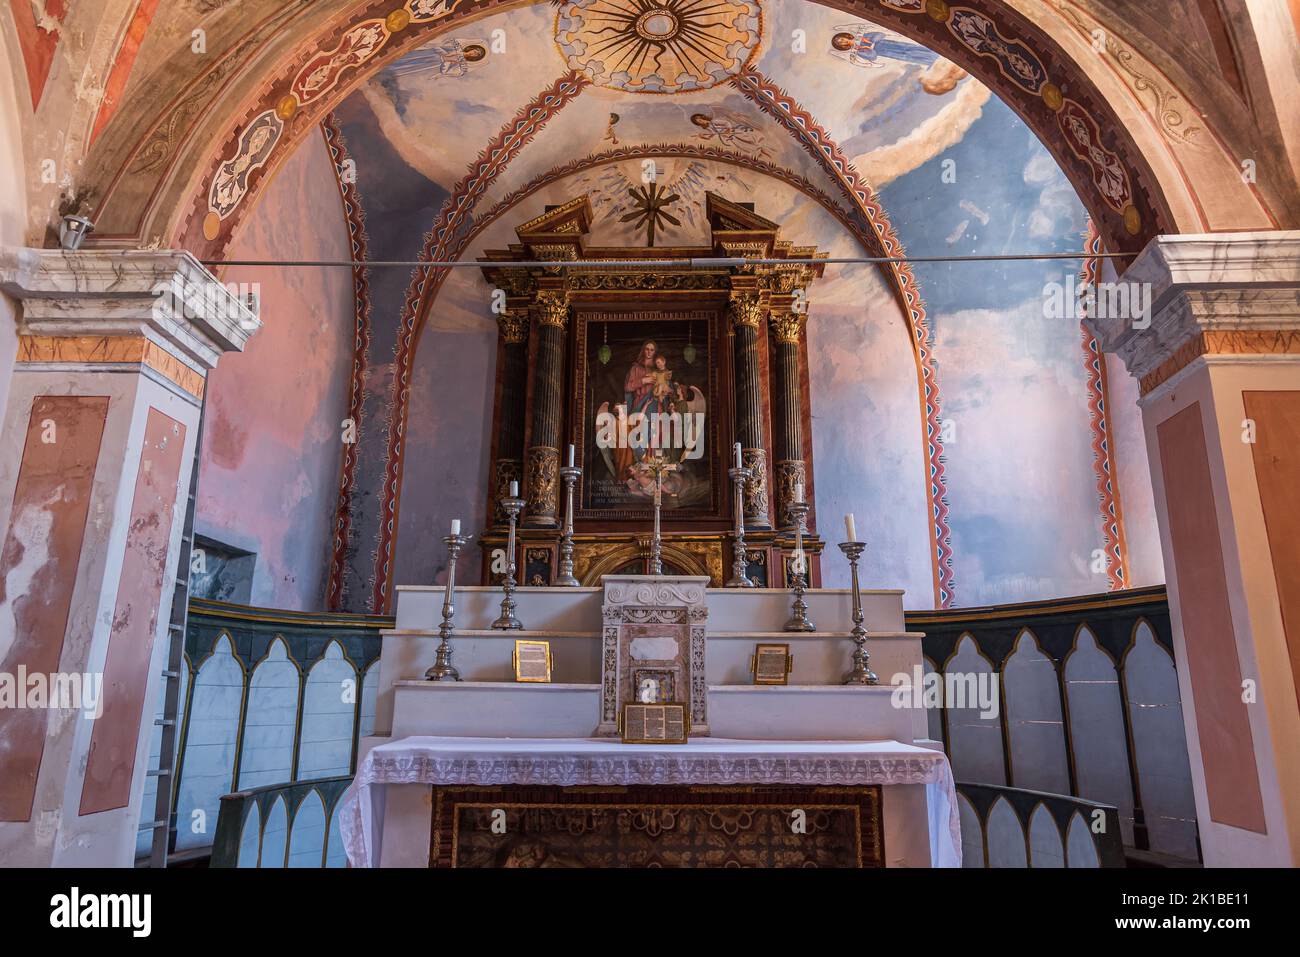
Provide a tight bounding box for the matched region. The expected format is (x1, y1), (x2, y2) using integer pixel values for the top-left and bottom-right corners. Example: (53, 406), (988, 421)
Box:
(195, 128), (354, 611)
(0, 57), (27, 435)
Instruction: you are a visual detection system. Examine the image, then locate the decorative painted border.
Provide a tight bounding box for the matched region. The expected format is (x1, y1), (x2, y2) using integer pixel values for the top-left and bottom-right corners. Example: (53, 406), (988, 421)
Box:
(370, 70), (588, 611)
(1078, 220), (1129, 591)
(733, 67), (955, 608)
(321, 115), (376, 612)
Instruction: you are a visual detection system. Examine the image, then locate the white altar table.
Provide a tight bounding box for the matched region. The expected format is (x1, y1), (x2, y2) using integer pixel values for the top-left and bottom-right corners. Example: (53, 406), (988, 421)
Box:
(338, 736), (961, 868)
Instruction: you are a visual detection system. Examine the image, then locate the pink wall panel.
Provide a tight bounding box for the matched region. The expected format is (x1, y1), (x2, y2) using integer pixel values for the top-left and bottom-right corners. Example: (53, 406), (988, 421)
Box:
(1157, 402), (1267, 833)
(1242, 391), (1300, 712)
(80, 408), (186, 815)
(0, 395), (109, 821)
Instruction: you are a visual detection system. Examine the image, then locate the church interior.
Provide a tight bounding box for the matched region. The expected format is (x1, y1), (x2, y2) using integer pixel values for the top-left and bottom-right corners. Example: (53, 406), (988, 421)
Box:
(1, 0), (1299, 894)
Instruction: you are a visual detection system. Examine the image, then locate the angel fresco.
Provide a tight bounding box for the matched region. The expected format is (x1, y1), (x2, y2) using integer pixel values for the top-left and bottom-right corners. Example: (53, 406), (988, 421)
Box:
(689, 111), (773, 160)
(383, 38), (488, 80)
(829, 24), (940, 68)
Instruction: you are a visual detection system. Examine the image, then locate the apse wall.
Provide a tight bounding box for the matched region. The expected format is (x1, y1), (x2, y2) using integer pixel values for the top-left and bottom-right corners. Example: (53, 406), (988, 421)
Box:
(194, 129), (354, 611)
(327, 3), (1170, 610)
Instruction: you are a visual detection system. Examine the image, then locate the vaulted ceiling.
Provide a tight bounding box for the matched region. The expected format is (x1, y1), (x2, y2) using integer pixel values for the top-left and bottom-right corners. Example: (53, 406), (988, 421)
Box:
(7, 0), (1294, 259)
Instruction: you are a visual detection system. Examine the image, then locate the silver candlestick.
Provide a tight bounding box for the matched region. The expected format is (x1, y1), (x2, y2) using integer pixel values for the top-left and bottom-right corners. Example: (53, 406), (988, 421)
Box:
(425, 532), (467, 681)
(726, 465), (754, 587)
(838, 540), (878, 685)
(783, 500), (815, 631)
(492, 494), (525, 629)
(555, 464), (581, 586)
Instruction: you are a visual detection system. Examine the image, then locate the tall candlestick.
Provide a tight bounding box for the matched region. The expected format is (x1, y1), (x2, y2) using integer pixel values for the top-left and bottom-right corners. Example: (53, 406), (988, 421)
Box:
(839, 540), (878, 685)
(556, 461), (582, 586)
(726, 464), (754, 587)
(783, 499), (814, 631)
(845, 513), (856, 542)
(426, 531), (467, 681)
(492, 492), (525, 629)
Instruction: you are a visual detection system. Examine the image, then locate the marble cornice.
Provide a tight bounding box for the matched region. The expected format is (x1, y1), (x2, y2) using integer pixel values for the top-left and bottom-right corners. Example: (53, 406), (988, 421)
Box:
(1085, 232), (1300, 385)
(0, 247), (259, 371)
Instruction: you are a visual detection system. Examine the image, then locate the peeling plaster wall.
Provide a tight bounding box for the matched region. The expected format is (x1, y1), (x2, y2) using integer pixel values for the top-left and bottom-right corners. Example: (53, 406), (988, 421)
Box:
(194, 128), (353, 611)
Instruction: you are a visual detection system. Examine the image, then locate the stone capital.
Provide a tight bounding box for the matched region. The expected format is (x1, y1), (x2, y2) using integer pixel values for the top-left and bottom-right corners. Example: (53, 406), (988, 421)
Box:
(1085, 232), (1300, 393)
(496, 312), (529, 343)
(533, 290), (570, 328)
(728, 292), (764, 329)
(0, 247), (260, 373)
(769, 310), (807, 343)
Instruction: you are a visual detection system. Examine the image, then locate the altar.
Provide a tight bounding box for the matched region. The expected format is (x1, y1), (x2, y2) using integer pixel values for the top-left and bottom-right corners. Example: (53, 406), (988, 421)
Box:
(339, 736), (959, 868)
(342, 574), (960, 867)
(339, 192), (960, 868)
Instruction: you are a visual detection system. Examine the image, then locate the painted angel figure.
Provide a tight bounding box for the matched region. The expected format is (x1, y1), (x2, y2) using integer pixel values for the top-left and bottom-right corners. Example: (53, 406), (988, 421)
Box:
(690, 110), (772, 159)
(383, 38), (488, 80)
(829, 24), (939, 68)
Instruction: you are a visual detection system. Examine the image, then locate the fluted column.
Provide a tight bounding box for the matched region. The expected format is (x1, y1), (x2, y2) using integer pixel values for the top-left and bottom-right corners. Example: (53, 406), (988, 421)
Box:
(492, 307), (529, 526)
(730, 291), (770, 528)
(770, 309), (807, 530)
(524, 290), (568, 527)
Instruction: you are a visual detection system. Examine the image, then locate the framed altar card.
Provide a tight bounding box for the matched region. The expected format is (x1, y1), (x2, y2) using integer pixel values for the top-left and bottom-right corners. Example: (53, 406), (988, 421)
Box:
(619, 702), (689, 744)
(751, 643), (793, 685)
(513, 640), (553, 683)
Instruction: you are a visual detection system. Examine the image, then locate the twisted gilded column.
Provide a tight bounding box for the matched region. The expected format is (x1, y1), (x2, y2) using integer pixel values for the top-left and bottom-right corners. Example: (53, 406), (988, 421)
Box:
(730, 291), (770, 528)
(524, 290), (568, 527)
(770, 309), (808, 530)
(492, 306), (529, 526)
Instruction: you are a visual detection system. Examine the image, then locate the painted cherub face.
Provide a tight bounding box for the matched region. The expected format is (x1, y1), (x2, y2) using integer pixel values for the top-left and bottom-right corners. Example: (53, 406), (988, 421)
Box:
(654, 356), (667, 370)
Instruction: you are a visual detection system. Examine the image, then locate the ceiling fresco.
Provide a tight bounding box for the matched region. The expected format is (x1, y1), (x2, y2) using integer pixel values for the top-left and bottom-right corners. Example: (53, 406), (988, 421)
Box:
(344, 0), (985, 229)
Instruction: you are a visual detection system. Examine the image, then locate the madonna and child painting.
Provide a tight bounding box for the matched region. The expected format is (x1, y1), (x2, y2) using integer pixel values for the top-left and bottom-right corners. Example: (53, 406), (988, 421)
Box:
(584, 319), (711, 513)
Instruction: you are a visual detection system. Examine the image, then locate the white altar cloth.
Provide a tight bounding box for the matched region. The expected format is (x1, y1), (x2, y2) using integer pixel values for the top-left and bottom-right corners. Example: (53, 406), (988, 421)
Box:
(338, 736), (961, 868)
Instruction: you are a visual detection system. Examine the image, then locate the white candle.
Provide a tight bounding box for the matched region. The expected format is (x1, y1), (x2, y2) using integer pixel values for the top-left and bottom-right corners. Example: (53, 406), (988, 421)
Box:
(509, 480), (518, 497)
(734, 442), (742, 469)
(845, 513), (856, 541)
(568, 444), (575, 467)
(794, 480), (804, 503)
(450, 519), (461, 535)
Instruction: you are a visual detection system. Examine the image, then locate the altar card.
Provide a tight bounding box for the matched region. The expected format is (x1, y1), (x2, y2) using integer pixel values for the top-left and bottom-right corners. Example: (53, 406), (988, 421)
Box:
(751, 643), (793, 685)
(620, 703), (689, 744)
(513, 639), (552, 683)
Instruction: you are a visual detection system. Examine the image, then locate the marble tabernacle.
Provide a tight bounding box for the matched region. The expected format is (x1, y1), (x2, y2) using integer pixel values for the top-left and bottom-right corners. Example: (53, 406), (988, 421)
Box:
(346, 574), (957, 867)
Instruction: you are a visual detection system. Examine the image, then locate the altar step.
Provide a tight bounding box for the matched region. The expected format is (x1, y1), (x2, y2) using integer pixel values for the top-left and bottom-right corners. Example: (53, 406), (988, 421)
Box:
(389, 679), (927, 743)
(393, 586), (908, 633)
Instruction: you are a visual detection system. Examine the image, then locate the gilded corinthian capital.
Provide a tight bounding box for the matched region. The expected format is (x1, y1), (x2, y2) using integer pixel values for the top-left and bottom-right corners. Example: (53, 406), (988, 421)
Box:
(496, 312), (529, 344)
(729, 293), (764, 329)
(534, 290), (570, 328)
(769, 311), (807, 344)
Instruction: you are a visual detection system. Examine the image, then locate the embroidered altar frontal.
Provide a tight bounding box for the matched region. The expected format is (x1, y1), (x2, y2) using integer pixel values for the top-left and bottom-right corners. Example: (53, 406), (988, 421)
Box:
(430, 784), (884, 868)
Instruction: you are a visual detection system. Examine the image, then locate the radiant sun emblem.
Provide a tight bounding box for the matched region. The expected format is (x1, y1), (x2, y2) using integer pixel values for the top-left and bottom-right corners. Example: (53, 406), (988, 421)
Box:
(556, 0), (763, 94)
(621, 182), (682, 246)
